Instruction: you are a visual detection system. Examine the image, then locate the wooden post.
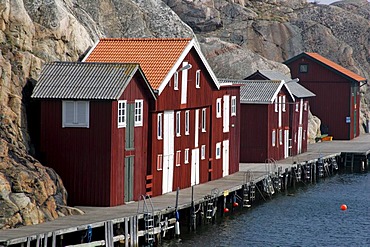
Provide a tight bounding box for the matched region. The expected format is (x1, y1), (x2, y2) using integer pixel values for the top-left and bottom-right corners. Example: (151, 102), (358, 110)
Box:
(130, 216), (134, 246)
(133, 215), (138, 246)
(52, 232), (56, 247)
(125, 217), (129, 247)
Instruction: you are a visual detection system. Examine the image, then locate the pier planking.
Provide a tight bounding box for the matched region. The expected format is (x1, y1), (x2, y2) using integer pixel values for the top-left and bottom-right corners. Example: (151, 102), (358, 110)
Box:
(1, 134), (370, 244)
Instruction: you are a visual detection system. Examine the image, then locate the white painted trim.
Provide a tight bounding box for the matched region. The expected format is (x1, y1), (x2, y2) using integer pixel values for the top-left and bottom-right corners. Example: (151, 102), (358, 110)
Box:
(158, 38), (220, 95)
(81, 40), (100, 62)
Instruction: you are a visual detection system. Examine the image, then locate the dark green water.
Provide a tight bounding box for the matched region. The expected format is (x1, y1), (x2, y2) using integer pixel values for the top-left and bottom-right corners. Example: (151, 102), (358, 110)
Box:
(163, 173), (370, 247)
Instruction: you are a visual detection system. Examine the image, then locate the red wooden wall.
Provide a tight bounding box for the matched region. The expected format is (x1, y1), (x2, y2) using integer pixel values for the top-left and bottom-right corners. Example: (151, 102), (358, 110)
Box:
(286, 56), (359, 140)
(39, 73), (152, 206)
(149, 48), (239, 196)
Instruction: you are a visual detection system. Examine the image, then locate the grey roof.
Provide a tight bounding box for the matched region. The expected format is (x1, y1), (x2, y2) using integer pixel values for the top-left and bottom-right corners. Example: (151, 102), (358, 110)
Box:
(285, 79), (316, 98)
(219, 79), (284, 104)
(255, 70), (292, 82)
(31, 62), (155, 100)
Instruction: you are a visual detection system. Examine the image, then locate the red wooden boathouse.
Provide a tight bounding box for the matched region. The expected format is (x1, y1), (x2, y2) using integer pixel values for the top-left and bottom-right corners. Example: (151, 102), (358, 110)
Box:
(84, 38), (240, 197)
(245, 70), (315, 155)
(285, 52), (367, 140)
(32, 62), (156, 206)
(220, 79), (292, 163)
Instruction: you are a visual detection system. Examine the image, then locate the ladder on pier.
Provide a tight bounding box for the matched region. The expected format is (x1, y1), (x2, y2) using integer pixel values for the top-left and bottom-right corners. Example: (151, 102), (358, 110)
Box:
(138, 195), (155, 245)
(344, 153), (355, 171)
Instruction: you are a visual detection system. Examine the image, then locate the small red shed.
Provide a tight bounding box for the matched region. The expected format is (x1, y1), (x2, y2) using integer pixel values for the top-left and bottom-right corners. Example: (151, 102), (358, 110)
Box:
(245, 70), (315, 155)
(284, 52), (367, 140)
(32, 62), (156, 206)
(84, 38), (240, 196)
(220, 79), (292, 163)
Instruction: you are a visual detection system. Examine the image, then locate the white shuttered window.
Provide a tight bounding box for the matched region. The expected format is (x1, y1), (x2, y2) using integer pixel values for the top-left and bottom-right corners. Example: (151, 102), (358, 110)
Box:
(62, 101), (89, 128)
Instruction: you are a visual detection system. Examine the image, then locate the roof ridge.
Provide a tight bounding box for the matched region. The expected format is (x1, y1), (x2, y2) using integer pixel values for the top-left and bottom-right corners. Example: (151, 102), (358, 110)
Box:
(100, 38), (192, 42)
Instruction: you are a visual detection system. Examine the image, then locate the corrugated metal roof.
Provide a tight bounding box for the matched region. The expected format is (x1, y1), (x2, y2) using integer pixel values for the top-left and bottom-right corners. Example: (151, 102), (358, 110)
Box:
(31, 62), (149, 100)
(219, 79), (283, 104)
(285, 79), (316, 98)
(253, 70), (292, 82)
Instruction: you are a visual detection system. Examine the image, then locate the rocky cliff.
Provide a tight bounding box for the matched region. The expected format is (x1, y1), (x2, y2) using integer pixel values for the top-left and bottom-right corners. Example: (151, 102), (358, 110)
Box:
(0, 0), (369, 228)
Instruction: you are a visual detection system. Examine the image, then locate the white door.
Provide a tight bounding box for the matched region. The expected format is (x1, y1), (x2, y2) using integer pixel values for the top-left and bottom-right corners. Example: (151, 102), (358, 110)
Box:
(222, 140), (229, 177)
(191, 148), (200, 186)
(195, 109), (199, 148)
(297, 126), (303, 154)
(223, 95), (230, 133)
(162, 111), (174, 194)
(284, 129), (289, 158)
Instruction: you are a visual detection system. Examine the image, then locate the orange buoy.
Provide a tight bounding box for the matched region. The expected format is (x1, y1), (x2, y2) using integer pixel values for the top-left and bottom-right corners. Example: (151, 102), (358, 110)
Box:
(340, 204), (348, 211)
(224, 207), (229, 213)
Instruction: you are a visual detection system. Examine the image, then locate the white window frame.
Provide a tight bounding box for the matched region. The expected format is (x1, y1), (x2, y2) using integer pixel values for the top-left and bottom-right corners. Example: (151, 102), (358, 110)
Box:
(185, 110), (190, 135)
(176, 150), (181, 167)
(231, 96), (237, 116)
(157, 154), (163, 171)
(202, 108), (206, 132)
(157, 113), (163, 140)
(279, 129), (283, 145)
(274, 98), (278, 112)
(201, 145), (206, 160)
(216, 98), (222, 118)
(118, 100), (126, 128)
(196, 70), (201, 88)
(134, 99), (143, 127)
(216, 142), (221, 159)
(176, 111), (181, 137)
(304, 102), (308, 111)
(282, 95), (286, 112)
(174, 72), (179, 90)
(295, 102), (299, 112)
(62, 101), (89, 128)
(184, 148), (189, 164)
(272, 129), (276, 147)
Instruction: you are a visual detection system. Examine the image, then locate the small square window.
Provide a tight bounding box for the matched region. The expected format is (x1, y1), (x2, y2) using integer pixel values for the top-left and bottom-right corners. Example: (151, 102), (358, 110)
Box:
(201, 108), (206, 132)
(216, 142), (221, 159)
(279, 129), (283, 145)
(196, 70), (201, 88)
(299, 64), (308, 73)
(216, 98), (222, 118)
(134, 99), (143, 127)
(118, 100), (126, 128)
(176, 150), (181, 167)
(274, 98), (278, 112)
(157, 154), (163, 171)
(176, 111), (181, 137)
(185, 110), (190, 135)
(231, 96), (237, 116)
(201, 145), (206, 160)
(184, 148), (189, 164)
(157, 113), (163, 140)
(174, 72), (179, 90)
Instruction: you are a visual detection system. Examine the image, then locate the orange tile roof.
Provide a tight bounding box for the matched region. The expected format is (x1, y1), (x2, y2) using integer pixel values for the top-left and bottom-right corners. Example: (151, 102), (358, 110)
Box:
(84, 38), (192, 89)
(305, 52), (366, 82)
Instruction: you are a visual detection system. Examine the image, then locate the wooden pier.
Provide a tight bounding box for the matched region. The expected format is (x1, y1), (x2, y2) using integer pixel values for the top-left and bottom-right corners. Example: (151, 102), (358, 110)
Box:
(1, 134), (370, 246)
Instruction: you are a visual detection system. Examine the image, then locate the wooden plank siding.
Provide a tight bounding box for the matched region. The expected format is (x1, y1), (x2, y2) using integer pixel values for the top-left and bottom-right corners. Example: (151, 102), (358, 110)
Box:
(40, 100), (112, 206)
(286, 56), (360, 140)
(149, 48), (239, 196)
(39, 73), (152, 206)
(239, 89), (290, 163)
